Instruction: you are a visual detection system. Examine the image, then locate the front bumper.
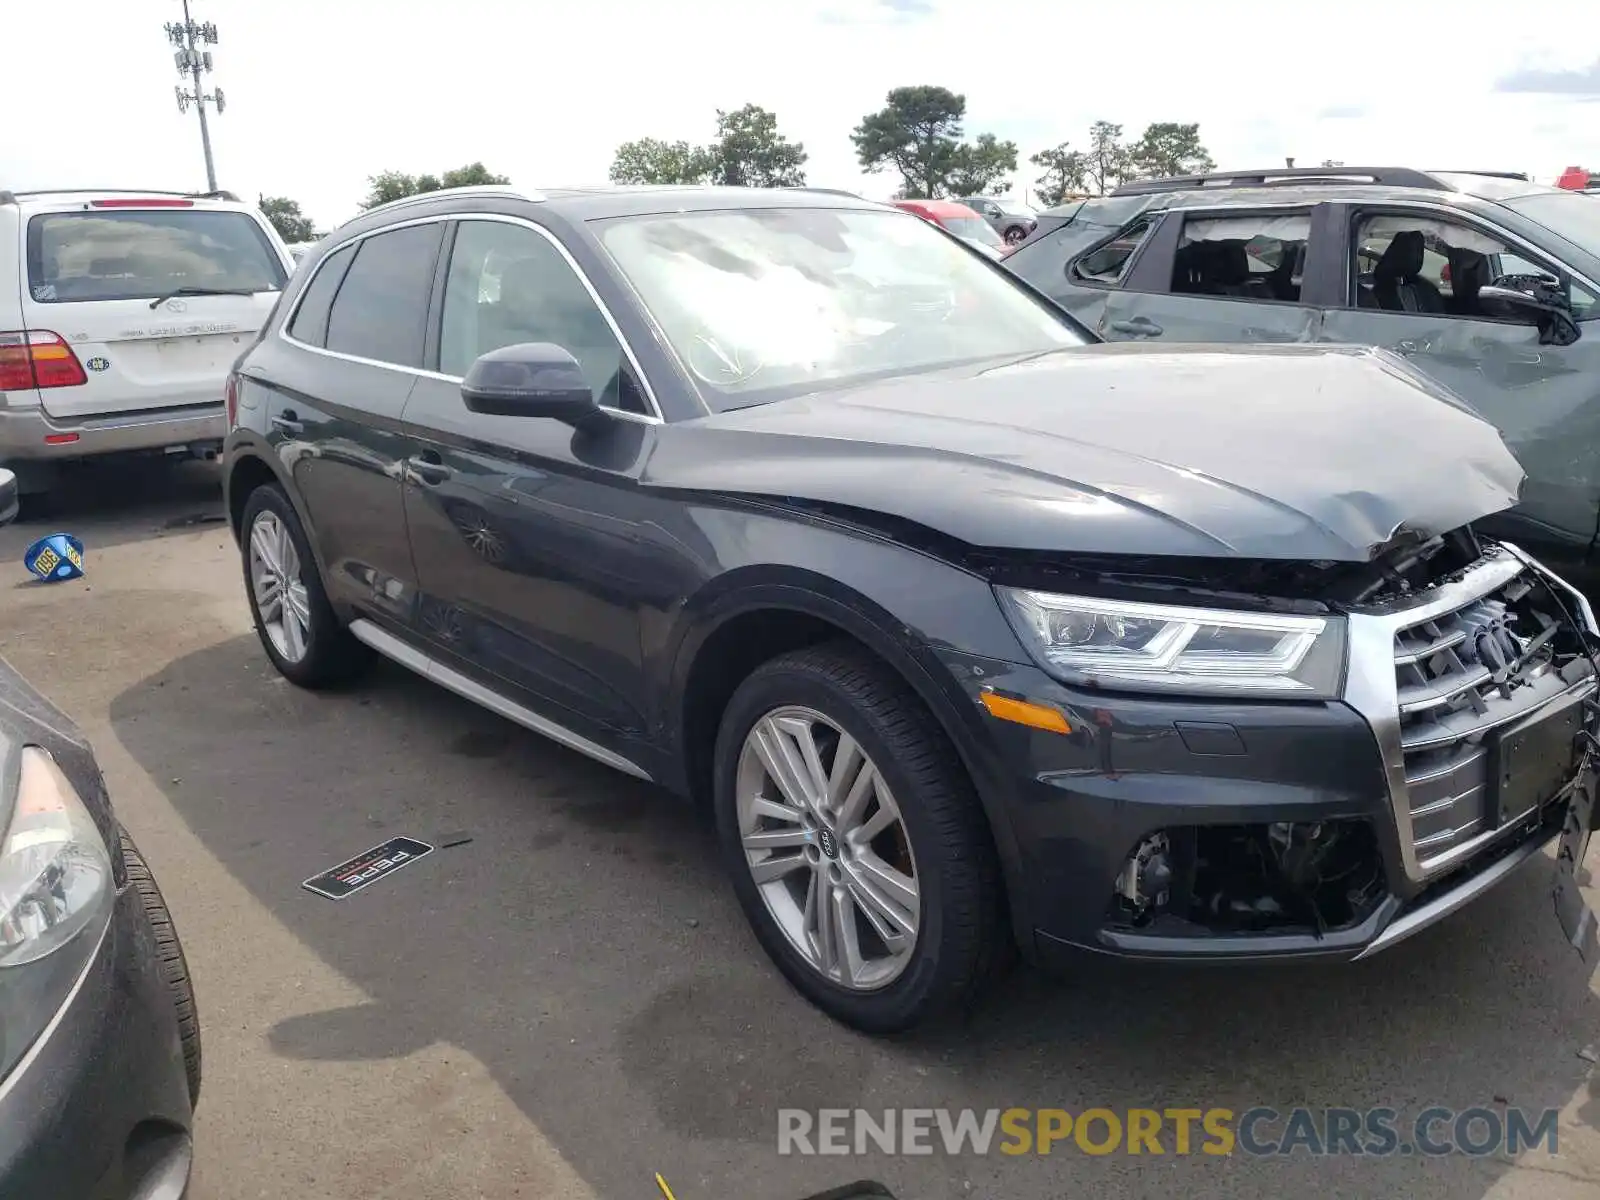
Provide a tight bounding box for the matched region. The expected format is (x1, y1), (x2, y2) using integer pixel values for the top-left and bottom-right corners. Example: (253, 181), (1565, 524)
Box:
(0, 402), (224, 463)
(943, 547), (1599, 966)
(0, 863), (194, 1199)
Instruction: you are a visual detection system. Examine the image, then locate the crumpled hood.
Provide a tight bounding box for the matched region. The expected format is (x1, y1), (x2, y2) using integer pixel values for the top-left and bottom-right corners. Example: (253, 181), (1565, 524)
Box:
(653, 343), (1525, 561)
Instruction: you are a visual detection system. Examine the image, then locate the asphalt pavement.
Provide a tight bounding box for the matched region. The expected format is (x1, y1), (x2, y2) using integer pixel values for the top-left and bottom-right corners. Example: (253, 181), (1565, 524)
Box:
(5, 460), (1600, 1200)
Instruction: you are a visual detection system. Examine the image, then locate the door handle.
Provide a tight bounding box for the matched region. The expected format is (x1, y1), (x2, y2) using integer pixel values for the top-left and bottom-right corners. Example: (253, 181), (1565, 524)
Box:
(270, 410), (304, 435)
(1108, 317), (1163, 337)
(405, 453), (451, 485)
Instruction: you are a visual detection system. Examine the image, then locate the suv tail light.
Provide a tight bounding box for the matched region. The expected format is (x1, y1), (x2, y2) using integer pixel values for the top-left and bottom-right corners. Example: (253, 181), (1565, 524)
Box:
(0, 331), (88, 391)
(224, 371), (239, 429)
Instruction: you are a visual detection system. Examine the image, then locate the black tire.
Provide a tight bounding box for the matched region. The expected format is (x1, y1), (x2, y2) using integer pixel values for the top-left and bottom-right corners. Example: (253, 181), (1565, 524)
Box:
(239, 483), (371, 688)
(713, 641), (1005, 1034)
(1004, 225), (1028, 246)
(121, 834), (201, 1109)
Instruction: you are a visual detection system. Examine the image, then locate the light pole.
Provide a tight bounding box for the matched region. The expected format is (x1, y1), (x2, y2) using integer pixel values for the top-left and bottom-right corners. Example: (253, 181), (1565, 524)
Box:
(165, 1), (224, 193)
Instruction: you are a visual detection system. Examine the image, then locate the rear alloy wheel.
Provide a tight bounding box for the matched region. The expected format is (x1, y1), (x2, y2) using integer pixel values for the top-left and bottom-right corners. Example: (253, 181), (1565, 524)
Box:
(714, 643), (1004, 1033)
(240, 485), (370, 688)
(248, 509), (312, 665)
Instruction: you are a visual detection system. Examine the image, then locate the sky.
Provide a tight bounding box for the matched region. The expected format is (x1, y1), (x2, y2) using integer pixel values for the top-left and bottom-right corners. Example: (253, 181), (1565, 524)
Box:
(5, 0), (1600, 231)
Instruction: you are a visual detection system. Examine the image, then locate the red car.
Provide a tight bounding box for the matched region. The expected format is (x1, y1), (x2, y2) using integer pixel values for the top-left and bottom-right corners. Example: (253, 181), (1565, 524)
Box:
(1556, 166), (1599, 192)
(890, 199), (1008, 258)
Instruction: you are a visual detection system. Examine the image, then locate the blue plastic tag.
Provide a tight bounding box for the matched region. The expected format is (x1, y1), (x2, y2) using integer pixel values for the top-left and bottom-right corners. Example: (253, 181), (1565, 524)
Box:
(22, 533), (84, 583)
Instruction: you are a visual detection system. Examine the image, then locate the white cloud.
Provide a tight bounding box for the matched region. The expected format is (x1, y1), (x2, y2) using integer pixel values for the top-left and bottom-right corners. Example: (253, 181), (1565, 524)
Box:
(4, 0), (1599, 228)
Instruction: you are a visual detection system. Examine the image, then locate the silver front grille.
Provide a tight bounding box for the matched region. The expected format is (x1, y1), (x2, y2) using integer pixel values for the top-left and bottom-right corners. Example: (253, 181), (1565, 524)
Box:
(1343, 547), (1594, 882)
(1392, 583), (1569, 865)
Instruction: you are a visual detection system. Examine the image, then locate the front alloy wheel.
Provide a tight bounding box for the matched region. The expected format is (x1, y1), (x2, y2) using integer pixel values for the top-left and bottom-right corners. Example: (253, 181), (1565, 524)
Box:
(736, 706), (921, 990)
(714, 643), (1005, 1033)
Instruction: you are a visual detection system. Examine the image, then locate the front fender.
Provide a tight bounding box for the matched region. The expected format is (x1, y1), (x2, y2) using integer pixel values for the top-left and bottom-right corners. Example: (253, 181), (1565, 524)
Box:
(654, 504), (1036, 947)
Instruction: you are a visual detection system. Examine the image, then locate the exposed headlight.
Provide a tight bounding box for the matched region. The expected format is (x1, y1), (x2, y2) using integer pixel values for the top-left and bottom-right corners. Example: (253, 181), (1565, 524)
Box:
(0, 747), (114, 967)
(996, 588), (1347, 699)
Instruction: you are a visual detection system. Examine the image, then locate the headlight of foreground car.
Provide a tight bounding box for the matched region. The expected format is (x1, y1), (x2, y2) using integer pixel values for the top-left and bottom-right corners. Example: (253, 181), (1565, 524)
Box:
(0, 747), (115, 1078)
(996, 588), (1347, 699)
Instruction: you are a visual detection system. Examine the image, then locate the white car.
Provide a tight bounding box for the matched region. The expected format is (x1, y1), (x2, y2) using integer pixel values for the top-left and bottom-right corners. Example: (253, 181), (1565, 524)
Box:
(0, 188), (292, 498)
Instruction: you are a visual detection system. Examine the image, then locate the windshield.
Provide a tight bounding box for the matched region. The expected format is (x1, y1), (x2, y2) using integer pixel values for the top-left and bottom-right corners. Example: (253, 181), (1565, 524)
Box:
(598, 207), (1084, 409)
(25, 209), (287, 304)
(942, 216), (1004, 245)
(1506, 192), (1600, 261)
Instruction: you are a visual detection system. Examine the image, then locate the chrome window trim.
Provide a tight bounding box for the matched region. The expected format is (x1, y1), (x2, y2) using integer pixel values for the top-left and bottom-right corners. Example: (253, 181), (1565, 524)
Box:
(279, 212), (663, 425)
(1341, 547), (1596, 883)
(444, 214), (663, 423)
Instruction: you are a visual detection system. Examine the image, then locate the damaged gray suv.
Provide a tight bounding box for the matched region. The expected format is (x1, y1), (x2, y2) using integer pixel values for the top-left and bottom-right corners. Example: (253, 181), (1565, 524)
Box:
(224, 184), (1600, 1033)
(1005, 167), (1600, 590)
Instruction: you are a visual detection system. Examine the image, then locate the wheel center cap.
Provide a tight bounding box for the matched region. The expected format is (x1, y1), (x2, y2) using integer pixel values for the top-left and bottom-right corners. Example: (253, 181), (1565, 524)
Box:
(817, 826), (839, 860)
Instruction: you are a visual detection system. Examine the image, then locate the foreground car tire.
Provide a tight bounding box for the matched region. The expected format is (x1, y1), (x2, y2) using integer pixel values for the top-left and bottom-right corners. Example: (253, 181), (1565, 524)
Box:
(714, 642), (1004, 1033)
(239, 484), (371, 688)
(121, 834), (201, 1108)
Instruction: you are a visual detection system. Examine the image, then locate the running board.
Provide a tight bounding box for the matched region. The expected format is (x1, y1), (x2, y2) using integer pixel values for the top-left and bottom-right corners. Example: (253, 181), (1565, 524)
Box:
(347, 618), (653, 782)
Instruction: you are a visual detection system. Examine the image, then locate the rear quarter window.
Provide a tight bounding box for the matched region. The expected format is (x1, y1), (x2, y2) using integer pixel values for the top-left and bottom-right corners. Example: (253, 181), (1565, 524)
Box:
(286, 243), (356, 348)
(25, 209), (287, 304)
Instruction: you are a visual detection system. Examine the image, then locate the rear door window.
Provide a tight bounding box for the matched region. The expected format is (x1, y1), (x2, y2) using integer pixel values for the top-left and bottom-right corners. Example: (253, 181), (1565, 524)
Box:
(1167, 211), (1313, 302)
(323, 224), (443, 369)
(25, 209), (286, 303)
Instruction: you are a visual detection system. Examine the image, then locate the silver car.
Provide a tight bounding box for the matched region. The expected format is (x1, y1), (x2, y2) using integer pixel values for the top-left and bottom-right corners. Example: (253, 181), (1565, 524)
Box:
(955, 196), (1038, 245)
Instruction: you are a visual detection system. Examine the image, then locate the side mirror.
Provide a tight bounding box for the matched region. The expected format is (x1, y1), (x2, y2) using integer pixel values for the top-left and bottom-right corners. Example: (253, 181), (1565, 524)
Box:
(460, 342), (605, 428)
(0, 468), (17, 527)
(1478, 284), (1548, 323)
(1478, 284), (1582, 347)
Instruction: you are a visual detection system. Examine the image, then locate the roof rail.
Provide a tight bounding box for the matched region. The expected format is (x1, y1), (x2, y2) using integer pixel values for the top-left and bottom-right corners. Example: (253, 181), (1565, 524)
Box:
(0, 187), (241, 203)
(353, 184), (544, 221)
(783, 186), (864, 197)
(1112, 167), (1452, 196)
(1435, 170), (1529, 182)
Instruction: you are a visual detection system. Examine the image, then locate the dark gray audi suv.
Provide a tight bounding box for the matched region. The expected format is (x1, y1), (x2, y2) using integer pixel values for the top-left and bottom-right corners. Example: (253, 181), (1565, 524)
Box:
(223, 183), (1600, 1033)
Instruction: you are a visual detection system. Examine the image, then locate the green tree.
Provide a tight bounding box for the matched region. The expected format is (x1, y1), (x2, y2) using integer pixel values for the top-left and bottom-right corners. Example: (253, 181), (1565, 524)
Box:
(258, 195), (315, 243)
(947, 132), (1019, 197)
(709, 104), (808, 187)
(1126, 122), (1215, 180)
(359, 163), (510, 209)
(851, 85), (967, 198)
(440, 162), (512, 189)
(1086, 120), (1131, 195)
(1029, 143), (1090, 208)
(609, 138), (715, 185)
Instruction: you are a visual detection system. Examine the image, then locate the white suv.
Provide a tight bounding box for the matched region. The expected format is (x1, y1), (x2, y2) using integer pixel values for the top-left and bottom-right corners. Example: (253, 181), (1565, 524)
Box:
(0, 188), (292, 495)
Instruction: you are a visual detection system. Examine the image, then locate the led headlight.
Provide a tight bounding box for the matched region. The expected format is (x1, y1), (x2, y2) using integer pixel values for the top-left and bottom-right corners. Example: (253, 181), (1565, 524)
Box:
(996, 588), (1347, 699)
(0, 747), (114, 967)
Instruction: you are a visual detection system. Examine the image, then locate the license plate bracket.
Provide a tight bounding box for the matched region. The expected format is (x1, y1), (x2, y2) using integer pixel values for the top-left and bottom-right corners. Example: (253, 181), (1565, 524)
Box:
(1487, 692), (1585, 827)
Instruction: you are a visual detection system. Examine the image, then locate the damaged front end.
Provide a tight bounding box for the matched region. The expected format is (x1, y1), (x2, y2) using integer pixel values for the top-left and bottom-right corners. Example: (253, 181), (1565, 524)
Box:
(991, 527), (1600, 961)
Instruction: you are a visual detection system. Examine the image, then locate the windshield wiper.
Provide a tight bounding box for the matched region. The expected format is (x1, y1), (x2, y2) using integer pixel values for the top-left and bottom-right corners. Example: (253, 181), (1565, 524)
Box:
(148, 285), (256, 310)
